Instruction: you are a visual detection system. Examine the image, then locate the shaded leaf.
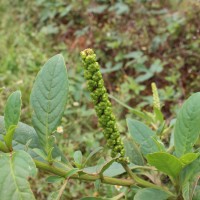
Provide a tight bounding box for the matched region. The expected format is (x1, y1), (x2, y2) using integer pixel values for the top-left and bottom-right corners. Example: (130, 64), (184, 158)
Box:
(134, 188), (170, 200)
(83, 147), (103, 167)
(127, 118), (160, 155)
(123, 138), (144, 165)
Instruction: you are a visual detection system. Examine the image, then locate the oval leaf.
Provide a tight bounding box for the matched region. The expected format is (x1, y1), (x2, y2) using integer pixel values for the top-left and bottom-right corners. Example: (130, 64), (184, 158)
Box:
(146, 152), (182, 178)
(123, 138), (144, 165)
(126, 118), (160, 155)
(134, 188), (170, 200)
(174, 93), (200, 157)
(4, 90), (21, 131)
(30, 54), (69, 152)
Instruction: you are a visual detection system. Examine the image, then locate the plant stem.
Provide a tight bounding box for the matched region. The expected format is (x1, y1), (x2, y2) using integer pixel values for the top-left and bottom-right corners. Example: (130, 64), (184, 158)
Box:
(122, 163), (176, 197)
(34, 159), (176, 197)
(34, 159), (134, 186)
(122, 163), (135, 180)
(56, 179), (68, 200)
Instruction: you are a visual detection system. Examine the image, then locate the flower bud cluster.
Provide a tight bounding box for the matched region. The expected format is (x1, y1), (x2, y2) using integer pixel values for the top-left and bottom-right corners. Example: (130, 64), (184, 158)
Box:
(80, 48), (128, 163)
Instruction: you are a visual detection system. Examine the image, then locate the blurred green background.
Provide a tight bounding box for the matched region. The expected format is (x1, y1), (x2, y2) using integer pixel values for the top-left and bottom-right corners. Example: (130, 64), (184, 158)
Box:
(0, 0), (200, 199)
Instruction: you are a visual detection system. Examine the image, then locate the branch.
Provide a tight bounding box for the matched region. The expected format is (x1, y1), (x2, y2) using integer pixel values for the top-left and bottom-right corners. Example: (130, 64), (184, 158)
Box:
(34, 159), (134, 186)
(34, 160), (175, 197)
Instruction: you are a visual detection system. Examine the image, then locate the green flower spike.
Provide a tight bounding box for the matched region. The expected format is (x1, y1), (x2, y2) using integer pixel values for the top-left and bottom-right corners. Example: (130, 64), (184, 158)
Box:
(151, 82), (161, 111)
(80, 48), (128, 163)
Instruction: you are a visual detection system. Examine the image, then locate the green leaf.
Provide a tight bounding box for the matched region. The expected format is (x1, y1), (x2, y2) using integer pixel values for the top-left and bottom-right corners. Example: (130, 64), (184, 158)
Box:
(3, 125), (17, 150)
(83, 162), (135, 177)
(4, 90), (21, 131)
(123, 138), (144, 165)
(193, 186), (200, 200)
(174, 93), (200, 157)
(146, 152), (182, 178)
(0, 140), (8, 152)
(32, 148), (47, 160)
(0, 116), (69, 163)
(73, 150), (83, 167)
(126, 118), (160, 155)
(134, 188), (170, 200)
(99, 159), (116, 177)
(154, 107), (164, 123)
(65, 168), (79, 178)
(180, 157), (200, 199)
(81, 198), (103, 200)
(0, 150), (37, 200)
(46, 176), (64, 183)
(83, 147), (103, 167)
(180, 153), (199, 167)
(30, 54), (68, 152)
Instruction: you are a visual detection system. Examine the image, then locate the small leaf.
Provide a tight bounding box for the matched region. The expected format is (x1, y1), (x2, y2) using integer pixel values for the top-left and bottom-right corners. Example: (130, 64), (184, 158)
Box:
(123, 138), (144, 165)
(134, 188), (170, 200)
(94, 179), (101, 191)
(83, 147), (103, 167)
(73, 150), (83, 168)
(0, 150), (37, 200)
(46, 176), (64, 183)
(81, 198), (103, 200)
(3, 125), (17, 150)
(174, 93), (200, 157)
(47, 147), (54, 163)
(0, 140), (8, 152)
(127, 118), (160, 155)
(99, 159), (116, 177)
(180, 153), (199, 167)
(154, 107), (164, 123)
(4, 91), (21, 131)
(30, 54), (69, 152)
(146, 152), (182, 178)
(65, 168), (79, 178)
(83, 162), (135, 177)
(32, 148), (47, 160)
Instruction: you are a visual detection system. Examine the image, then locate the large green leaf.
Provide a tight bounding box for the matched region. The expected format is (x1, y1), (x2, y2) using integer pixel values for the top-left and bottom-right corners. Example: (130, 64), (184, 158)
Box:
(30, 54), (68, 152)
(0, 116), (68, 163)
(0, 150), (37, 200)
(146, 152), (182, 178)
(174, 93), (200, 157)
(4, 91), (21, 130)
(126, 118), (160, 155)
(134, 188), (170, 200)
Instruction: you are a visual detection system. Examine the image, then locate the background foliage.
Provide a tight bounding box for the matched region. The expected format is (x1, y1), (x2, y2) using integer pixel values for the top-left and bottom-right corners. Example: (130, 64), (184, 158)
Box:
(0, 0), (200, 199)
